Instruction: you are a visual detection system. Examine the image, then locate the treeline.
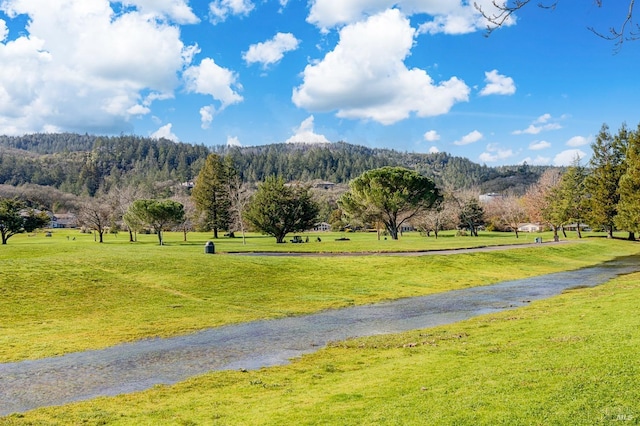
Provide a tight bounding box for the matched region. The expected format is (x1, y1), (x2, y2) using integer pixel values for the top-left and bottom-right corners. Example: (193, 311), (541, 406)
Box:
(0, 133), (549, 197)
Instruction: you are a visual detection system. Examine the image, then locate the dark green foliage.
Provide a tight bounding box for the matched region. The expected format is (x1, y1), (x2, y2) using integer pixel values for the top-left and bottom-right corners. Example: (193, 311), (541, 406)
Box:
(0, 198), (50, 244)
(585, 124), (627, 237)
(615, 126), (640, 240)
(457, 198), (485, 237)
(0, 134), (550, 196)
(339, 167), (440, 240)
(244, 176), (319, 243)
(191, 154), (231, 238)
(126, 199), (185, 245)
(547, 157), (588, 238)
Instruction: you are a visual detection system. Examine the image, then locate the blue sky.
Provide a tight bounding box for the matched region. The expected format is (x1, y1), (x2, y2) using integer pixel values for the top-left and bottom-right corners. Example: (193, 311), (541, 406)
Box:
(0, 1), (638, 166)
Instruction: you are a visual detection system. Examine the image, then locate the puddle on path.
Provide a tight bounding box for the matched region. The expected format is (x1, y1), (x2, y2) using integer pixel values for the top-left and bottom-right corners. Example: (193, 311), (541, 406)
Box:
(1, 255), (639, 416)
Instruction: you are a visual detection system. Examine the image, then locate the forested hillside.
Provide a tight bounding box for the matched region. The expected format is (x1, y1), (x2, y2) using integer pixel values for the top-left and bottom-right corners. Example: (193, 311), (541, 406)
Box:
(0, 133), (550, 196)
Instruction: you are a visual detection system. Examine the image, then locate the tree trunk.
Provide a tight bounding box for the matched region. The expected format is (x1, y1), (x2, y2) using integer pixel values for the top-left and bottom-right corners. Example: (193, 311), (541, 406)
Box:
(576, 224), (582, 239)
(128, 228), (134, 242)
(561, 225), (567, 238)
(628, 232), (636, 241)
(98, 231), (104, 243)
(606, 226), (614, 239)
(213, 227), (219, 239)
(514, 229), (519, 238)
(157, 230), (163, 245)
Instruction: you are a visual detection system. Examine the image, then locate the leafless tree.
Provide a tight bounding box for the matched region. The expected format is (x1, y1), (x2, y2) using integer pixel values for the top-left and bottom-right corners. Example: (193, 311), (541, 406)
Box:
(77, 196), (112, 243)
(475, 1), (638, 51)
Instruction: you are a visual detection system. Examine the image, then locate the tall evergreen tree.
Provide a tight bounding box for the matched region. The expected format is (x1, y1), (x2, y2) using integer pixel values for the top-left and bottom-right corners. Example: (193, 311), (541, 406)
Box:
(549, 157), (588, 238)
(615, 126), (640, 240)
(191, 154), (231, 239)
(585, 123), (627, 238)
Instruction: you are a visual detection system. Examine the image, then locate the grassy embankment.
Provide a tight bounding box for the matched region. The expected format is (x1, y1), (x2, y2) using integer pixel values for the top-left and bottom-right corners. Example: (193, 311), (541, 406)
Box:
(1, 234), (639, 424)
(0, 230), (638, 364)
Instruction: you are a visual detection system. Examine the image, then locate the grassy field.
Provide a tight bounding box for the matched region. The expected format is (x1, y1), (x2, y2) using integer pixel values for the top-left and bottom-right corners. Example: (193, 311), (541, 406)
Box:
(3, 250), (640, 424)
(2, 230), (640, 424)
(1, 230), (639, 365)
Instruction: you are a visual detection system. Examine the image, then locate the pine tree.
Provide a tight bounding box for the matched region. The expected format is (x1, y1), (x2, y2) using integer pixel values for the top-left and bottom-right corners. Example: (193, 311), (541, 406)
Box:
(615, 126), (640, 240)
(585, 124), (627, 238)
(191, 154), (231, 239)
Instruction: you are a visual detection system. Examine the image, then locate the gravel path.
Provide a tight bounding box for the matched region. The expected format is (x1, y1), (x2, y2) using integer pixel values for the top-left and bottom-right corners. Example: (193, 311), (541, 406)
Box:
(1, 251), (637, 416)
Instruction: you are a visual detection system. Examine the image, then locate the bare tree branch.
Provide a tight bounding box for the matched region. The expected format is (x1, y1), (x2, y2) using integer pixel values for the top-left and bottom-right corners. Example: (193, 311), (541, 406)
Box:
(475, 1), (637, 51)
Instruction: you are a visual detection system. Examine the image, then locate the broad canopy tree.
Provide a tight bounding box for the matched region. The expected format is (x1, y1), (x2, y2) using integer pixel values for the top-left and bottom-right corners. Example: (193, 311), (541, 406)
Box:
(339, 167), (441, 240)
(125, 199), (185, 245)
(0, 198), (50, 244)
(244, 176), (319, 243)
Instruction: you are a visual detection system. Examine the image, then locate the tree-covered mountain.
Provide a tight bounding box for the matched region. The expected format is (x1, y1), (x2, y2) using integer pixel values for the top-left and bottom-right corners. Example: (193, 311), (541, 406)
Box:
(0, 133), (551, 196)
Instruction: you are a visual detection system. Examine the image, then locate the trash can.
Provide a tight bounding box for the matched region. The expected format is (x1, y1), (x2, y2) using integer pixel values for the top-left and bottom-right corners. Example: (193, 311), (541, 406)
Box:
(204, 241), (215, 254)
(535, 237), (542, 244)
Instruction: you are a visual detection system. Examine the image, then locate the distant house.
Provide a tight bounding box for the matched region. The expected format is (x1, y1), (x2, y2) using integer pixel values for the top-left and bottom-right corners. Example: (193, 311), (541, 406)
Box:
(565, 223), (591, 232)
(51, 213), (78, 229)
(518, 223), (542, 233)
(312, 222), (331, 232)
(313, 181), (336, 190)
(479, 193), (503, 203)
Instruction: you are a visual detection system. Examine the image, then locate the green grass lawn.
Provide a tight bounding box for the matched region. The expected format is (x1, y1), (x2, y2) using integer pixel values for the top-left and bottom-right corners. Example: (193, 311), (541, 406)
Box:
(0, 230), (639, 364)
(3, 257), (640, 424)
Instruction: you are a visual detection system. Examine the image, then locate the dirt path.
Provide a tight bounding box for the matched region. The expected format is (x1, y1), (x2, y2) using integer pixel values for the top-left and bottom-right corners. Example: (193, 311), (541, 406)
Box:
(1, 252), (637, 417)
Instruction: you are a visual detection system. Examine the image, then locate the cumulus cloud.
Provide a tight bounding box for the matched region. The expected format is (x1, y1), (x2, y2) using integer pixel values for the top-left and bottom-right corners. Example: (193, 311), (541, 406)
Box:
(479, 69), (516, 96)
(243, 32), (300, 68)
(423, 130), (440, 142)
(293, 9), (469, 125)
(428, 146), (440, 154)
(453, 130), (483, 146)
(285, 115), (330, 144)
(566, 135), (591, 147)
(151, 123), (179, 142)
(0, 19), (7, 42)
(307, 0), (512, 34)
(0, 1), (195, 135)
(200, 105), (215, 129)
(553, 149), (586, 166)
(209, 0), (254, 24)
(529, 140), (551, 150)
(513, 113), (563, 135)
(227, 135), (241, 146)
(521, 155), (552, 166)
(479, 143), (515, 163)
(123, 0), (200, 24)
(184, 58), (243, 108)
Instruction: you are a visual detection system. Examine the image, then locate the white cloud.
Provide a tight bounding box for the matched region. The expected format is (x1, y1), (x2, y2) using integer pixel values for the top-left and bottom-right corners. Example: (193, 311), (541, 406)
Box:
(0, 19), (7, 42)
(513, 114), (563, 135)
(521, 155), (552, 166)
(479, 69), (515, 96)
(183, 58), (243, 108)
(428, 146), (440, 154)
(566, 135), (591, 147)
(535, 113), (552, 124)
(227, 135), (241, 146)
(478, 143), (514, 163)
(285, 115), (330, 144)
(0, 1), (194, 135)
(453, 130), (483, 146)
(209, 0), (254, 24)
(553, 149), (586, 166)
(123, 0), (200, 24)
(293, 9), (469, 125)
(151, 123), (179, 142)
(423, 130), (440, 142)
(243, 32), (300, 68)
(529, 140), (551, 150)
(200, 105), (215, 129)
(307, 0), (512, 34)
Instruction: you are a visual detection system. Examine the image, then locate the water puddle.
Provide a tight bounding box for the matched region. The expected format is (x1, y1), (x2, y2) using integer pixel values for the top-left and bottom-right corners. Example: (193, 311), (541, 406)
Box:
(1, 254), (639, 416)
